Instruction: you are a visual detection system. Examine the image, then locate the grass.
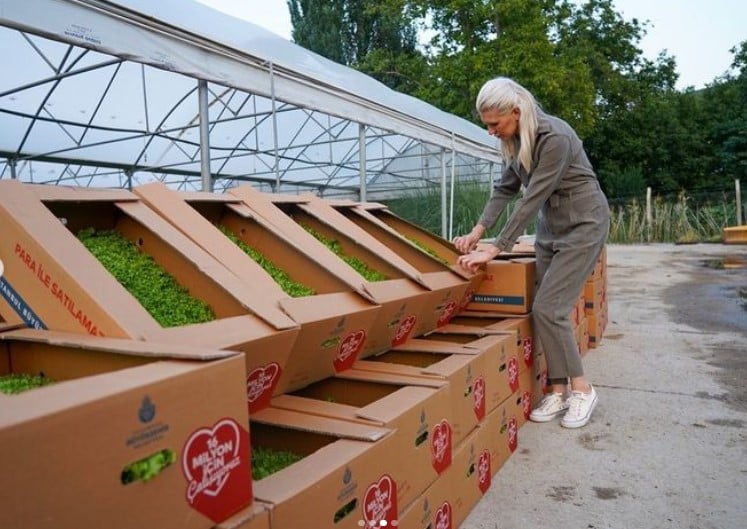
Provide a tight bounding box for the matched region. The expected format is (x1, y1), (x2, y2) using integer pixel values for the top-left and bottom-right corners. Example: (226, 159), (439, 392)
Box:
(381, 183), (739, 245)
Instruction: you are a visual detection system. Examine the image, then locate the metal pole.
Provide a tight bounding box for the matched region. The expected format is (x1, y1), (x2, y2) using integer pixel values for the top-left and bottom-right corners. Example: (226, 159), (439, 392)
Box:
(197, 79), (212, 192)
(358, 123), (367, 202)
(449, 135), (456, 240)
(441, 148), (447, 238)
(736, 179), (743, 225)
(646, 187), (652, 241)
(269, 62), (281, 191)
(9, 158), (16, 179)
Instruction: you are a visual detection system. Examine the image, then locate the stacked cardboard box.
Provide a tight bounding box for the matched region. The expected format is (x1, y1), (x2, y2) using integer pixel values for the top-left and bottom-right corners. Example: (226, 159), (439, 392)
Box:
(0, 329), (253, 529)
(584, 247), (608, 348)
(0, 182), (611, 529)
(228, 186), (471, 342)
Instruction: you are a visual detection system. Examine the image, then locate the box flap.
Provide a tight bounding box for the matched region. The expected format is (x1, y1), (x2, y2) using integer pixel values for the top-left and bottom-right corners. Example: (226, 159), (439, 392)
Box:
(270, 394), (373, 425)
(26, 182), (137, 202)
(0, 328), (237, 360)
(251, 406), (391, 441)
(333, 367), (446, 389)
(432, 324), (515, 337)
(278, 291), (376, 323)
(355, 385), (437, 424)
(391, 337), (482, 354)
(142, 315), (298, 349)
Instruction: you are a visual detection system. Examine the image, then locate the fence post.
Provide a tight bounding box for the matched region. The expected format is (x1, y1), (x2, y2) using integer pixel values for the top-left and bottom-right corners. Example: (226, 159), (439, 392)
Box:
(736, 179), (743, 226)
(646, 187), (652, 242)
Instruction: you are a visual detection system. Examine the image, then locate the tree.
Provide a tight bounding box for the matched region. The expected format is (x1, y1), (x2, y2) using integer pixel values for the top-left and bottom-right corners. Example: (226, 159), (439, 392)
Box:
(288, 0), (424, 91)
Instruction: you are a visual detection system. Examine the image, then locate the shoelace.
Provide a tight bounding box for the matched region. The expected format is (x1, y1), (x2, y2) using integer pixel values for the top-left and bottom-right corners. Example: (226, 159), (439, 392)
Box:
(538, 393), (564, 412)
(565, 392), (587, 417)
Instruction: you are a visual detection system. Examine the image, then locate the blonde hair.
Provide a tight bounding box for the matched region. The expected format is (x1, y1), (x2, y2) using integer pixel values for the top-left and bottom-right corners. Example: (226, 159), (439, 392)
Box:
(476, 77), (539, 173)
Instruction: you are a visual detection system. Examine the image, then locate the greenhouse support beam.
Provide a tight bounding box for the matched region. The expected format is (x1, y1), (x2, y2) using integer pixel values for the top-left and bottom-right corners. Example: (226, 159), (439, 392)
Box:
(441, 148), (447, 239)
(198, 79), (212, 192)
(359, 123), (367, 202)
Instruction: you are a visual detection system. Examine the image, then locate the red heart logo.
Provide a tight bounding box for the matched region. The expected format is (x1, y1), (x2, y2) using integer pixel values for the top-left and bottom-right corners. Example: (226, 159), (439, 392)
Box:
(362, 474), (398, 526)
(508, 358), (519, 392)
(182, 418), (252, 523)
(246, 362), (281, 413)
(437, 299), (457, 327)
(522, 391), (532, 419)
(473, 376), (486, 421)
(334, 329), (366, 372)
(477, 449), (491, 493)
(430, 419), (452, 474)
(459, 288), (474, 310)
(391, 314), (417, 346)
(508, 417), (518, 452)
(435, 501), (452, 529)
(522, 337), (533, 367)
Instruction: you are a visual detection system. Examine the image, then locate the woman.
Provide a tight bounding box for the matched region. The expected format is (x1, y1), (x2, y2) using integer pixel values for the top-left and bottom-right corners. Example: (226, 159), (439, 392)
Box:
(454, 77), (610, 428)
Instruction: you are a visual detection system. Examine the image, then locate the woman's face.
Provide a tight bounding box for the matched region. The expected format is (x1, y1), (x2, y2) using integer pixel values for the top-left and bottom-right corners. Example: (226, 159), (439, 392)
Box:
(480, 107), (520, 141)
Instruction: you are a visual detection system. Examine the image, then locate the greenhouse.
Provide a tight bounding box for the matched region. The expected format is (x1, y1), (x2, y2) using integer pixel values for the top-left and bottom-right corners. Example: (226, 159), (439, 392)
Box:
(0, 0), (502, 234)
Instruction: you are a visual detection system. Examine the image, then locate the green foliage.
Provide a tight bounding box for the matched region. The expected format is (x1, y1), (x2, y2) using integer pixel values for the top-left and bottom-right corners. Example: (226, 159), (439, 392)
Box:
(0, 373), (54, 394)
(287, 0), (747, 200)
(251, 446), (303, 480)
(301, 224), (389, 281)
(121, 449), (176, 484)
(405, 235), (449, 265)
(607, 192), (736, 244)
(78, 228), (215, 327)
(217, 225), (315, 297)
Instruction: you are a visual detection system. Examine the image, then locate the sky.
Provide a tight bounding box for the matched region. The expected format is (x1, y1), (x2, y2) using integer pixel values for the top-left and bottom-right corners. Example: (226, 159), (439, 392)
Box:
(195, 0), (746, 90)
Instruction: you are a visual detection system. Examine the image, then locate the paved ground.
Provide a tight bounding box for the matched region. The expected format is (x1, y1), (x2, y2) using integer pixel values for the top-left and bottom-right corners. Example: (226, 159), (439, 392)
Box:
(463, 243), (747, 529)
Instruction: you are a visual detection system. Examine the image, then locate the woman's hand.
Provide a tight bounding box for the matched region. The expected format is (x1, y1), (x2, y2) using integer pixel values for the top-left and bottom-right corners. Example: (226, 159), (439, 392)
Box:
(453, 225), (486, 254)
(457, 246), (501, 273)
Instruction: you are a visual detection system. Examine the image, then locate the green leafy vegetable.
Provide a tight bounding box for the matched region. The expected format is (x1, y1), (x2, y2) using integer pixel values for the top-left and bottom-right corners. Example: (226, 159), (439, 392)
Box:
(0, 373), (55, 394)
(78, 228), (215, 327)
(405, 235), (449, 265)
(251, 446), (303, 480)
(301, 225), (388, 282)
(217, 225), (315, 297)
(121, 448), (176, 484)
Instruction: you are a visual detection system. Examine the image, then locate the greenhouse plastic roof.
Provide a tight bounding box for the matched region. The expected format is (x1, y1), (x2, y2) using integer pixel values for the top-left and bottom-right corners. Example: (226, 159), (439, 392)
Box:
(0, 0), (501, 198)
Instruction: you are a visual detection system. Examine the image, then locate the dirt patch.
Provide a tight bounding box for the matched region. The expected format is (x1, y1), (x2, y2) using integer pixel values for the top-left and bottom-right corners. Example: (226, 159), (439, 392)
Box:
(592, 486), (626, 500)
(547, 485), (576, 502)
(663, 251), (747, 411)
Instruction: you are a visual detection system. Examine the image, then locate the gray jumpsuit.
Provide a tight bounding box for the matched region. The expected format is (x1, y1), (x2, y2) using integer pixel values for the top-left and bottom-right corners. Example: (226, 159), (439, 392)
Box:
(477, 110), (610, 381)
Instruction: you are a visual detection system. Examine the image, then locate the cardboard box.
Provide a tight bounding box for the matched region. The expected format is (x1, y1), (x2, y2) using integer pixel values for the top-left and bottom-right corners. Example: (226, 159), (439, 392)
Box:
(584, 276), (606, 316)
(134, 182), (382, 394)
(518, 359), (548, 420)
(0, 329), (252, 529)
(270, 369), (454, 509)
(229, 186), (465, 341)
(249, 406), (400, 529)
(349, 345), (485, 446)
(446, 313), (536, 373)
(480, 390), (522, 477)
(227, 185), (431, 357)
(466, 257), (536, 314)
(0, 181), (300, 413)
(394, 467), (454, 529)
(216, 501), (271, 529)
(389, 330), (520, 420)
(447, 423), (493, 529)
(323, 200), (481, 313)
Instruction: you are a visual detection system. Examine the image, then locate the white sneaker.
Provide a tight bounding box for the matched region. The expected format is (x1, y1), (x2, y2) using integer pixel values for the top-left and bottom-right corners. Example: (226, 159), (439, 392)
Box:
(561, 386), (598, 428)
(529, 392), (568, 423)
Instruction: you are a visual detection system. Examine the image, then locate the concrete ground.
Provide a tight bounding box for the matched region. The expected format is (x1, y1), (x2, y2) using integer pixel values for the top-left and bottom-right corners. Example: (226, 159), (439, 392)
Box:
(463, 243), (747, 529)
